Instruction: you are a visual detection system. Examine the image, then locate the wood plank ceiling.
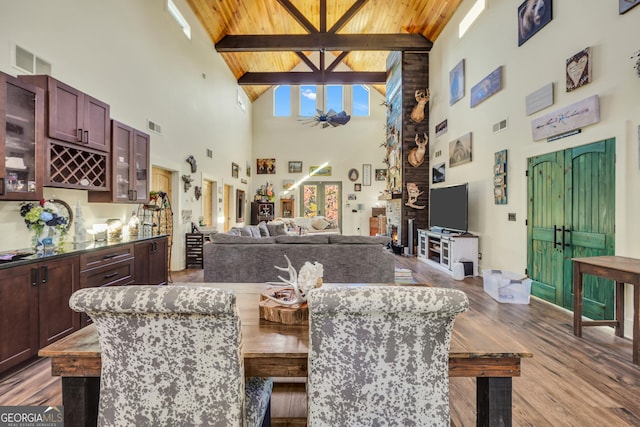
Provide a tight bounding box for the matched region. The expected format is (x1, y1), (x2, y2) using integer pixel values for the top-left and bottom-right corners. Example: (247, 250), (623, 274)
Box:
(185, 0), (463, 101)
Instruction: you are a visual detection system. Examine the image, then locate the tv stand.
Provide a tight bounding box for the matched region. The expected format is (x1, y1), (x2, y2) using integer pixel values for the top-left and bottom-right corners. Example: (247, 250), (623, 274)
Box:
(417, 229), (479, 276)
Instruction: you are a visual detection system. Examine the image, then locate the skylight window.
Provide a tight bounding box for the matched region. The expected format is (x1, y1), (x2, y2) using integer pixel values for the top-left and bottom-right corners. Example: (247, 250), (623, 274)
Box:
(167, 0), (191, 39)
(459, 0), (486, 38)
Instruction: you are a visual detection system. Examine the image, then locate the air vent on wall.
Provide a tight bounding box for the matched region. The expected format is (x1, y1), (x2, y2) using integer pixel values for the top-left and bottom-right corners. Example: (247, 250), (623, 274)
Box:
(12, 44), (51, 75)
(147, 119), (162, 134)
(492, 118), (508, 133)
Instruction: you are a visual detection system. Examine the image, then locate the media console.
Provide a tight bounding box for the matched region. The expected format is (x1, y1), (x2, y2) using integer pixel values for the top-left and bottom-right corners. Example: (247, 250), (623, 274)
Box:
(417, 228), (479, 276)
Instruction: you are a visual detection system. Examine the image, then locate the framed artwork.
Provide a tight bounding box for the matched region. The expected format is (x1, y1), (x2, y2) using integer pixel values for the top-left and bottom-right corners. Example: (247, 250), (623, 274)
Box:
(449, 133), (472, 168)
(231, 162), (239, 178)
(282, 179), (294, 190)
(348, 168), (359, 182)
(288, 161), (302, 173)
(494, 150), (508, 205)
(435, 119), (448, 137)
(620, 0), (640, 14)
(257, 158), (275, 174)
(566, 47), (592, 92)
(470, 66), (503, 108)
(246, 160), (251, 177)
(531, 95), (600, 141)
(432, 163), (445, 184)
(347, 194), (357, 200)
(375, 168), (387, 181)
(235, 189), (245, 222)
(310, 165), (332, 176)
(449, 59), (465, 105)
(362, 164), (372, 186)
(354, 183), (362, 192)
(518, 0), (552, 46)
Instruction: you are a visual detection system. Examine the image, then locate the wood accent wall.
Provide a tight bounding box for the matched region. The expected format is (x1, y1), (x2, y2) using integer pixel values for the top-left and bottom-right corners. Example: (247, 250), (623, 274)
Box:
(386, 51), (430, 249)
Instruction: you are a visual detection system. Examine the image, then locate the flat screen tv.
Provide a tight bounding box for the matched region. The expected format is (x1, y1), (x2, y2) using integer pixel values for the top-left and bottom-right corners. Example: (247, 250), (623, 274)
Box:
(429, 183), (468, 233)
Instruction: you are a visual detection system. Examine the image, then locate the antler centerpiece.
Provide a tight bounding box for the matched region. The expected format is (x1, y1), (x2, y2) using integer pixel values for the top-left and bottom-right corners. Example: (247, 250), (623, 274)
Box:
(264, 255), (323, 306)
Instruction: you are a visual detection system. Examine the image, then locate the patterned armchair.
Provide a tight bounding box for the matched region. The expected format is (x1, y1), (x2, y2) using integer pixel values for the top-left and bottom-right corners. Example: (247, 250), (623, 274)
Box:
(69, 286), (272, 427)
(307, 286), (469, 427)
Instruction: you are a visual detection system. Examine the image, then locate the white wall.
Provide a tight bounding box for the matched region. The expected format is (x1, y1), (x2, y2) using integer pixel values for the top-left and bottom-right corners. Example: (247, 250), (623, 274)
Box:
(429, 0), (640, 272)
(0, 0), (252, 269)
(251, 55), (388, 235)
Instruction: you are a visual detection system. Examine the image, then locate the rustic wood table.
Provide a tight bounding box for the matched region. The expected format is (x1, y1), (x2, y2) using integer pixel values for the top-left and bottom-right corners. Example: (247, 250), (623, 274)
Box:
(39, 283), (532, 427)
(573, 255), (640, 364)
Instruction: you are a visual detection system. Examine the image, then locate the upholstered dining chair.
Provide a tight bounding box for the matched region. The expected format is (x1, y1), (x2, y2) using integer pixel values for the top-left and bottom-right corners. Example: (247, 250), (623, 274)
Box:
(307, 286), (469, 427)
(69, 285), (272, 427)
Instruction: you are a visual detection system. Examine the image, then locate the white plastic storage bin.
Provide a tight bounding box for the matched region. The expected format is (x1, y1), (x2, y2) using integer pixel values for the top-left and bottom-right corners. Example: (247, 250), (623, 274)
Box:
(482, 270), (532, 304)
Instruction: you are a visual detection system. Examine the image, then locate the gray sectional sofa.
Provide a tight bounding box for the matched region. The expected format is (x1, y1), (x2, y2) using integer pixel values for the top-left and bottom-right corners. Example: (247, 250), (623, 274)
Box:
(203, 232), (395, 283)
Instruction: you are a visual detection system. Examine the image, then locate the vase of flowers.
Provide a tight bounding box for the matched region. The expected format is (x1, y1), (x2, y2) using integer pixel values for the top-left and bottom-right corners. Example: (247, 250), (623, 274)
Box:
(20, 200), (69, 252)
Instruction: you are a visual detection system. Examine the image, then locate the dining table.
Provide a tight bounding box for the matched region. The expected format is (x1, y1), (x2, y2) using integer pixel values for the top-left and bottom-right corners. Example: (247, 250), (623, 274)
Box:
(38, 282), (532, 427)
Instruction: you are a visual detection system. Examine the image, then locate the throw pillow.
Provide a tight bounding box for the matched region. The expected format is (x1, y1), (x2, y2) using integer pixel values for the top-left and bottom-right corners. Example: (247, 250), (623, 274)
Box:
(311, 218), (331, 230)
(267, 222), (287, 236)
(258, 221), (270, 237)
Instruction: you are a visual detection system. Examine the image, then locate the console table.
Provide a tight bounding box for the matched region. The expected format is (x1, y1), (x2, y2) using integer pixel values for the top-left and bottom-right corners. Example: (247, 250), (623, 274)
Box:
(572, 256), (640, 364)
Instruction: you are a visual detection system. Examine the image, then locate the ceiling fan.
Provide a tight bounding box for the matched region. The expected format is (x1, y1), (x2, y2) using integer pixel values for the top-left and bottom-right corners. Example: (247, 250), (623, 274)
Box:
(300, 108), (351, 128)
(299, 50), (351, 128)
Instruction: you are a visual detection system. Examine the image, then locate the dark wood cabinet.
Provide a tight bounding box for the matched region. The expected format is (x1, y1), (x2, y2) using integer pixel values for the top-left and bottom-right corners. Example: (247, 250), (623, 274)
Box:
(0, 264), (39, 373)
(18, 75), (110, 190)
(88, 120), (150, 203)
(19, 75), (110, 152)
(134, 237), (169, 285)
(250, 201), (274, 225)
(0, 72), (45, 200)
(0, 255), (79, 373)
(36, 256), (81, 348)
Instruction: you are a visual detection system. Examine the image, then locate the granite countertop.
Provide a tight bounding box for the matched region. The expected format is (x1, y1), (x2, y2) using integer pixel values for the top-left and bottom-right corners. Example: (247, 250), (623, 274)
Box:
(0, 234), (169, 269)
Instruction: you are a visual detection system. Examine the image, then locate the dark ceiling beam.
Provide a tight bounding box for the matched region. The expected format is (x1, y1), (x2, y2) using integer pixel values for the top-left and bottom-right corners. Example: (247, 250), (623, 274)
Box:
(215, 33), (432, 52)
(275, 0), (318, 33)
(328, 0), (369, 33)
(320, 0), (326, 33)
(295, 52), (319, 71)
(326, 52), (349, 72)
(238, 71), (387, 85)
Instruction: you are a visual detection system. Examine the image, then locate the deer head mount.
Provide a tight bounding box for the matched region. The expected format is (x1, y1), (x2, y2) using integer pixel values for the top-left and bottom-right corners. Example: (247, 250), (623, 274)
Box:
(408, 133), (429, 168)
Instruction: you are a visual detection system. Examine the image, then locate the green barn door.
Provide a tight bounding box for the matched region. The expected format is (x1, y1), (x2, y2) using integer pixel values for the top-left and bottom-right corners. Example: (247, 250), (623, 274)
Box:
(527, 139), (615, 319)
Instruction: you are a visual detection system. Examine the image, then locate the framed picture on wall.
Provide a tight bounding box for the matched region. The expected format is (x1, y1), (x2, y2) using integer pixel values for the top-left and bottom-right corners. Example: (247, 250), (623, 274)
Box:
(232, 162), (239, 178)
(518, 0), (552, 46)
(449, 60), (464, 105)
(288, 161), (302, 173)
(257, 158), (275, 174)
(354, 183), (362, 192)
(620, 0), (640, 14)
(362, 164), (372, 186)
(566, 47), (592, 92)
(375, 168), (387, 181)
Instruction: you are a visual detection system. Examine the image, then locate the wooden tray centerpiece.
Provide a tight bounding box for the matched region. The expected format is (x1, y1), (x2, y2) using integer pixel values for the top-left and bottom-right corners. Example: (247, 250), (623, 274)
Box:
(259, 287), (309, 325)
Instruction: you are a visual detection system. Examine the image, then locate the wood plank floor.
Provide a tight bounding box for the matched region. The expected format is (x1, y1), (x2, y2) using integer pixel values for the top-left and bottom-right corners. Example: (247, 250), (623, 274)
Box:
(2, 256), (640, 426)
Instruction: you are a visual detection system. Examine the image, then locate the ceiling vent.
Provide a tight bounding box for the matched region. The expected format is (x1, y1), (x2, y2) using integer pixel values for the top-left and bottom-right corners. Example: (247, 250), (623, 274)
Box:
(12, 44), (51, 75)
(492, 118), (508, 133)
(147, 119), (162, 134)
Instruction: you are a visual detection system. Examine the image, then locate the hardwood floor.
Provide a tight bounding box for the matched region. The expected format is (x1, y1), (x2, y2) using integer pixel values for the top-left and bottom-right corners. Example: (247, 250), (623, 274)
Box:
(2, 257), (640, 426)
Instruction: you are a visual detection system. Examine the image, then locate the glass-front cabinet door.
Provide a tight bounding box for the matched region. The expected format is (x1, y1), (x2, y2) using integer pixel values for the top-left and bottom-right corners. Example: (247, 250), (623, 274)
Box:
(0, 72), (44, 200)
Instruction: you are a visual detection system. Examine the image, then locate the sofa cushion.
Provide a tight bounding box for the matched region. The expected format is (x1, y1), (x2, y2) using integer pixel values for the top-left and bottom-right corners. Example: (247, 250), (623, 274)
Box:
(311, 218), (331, 230)
(232, 225), (261, 237)
(258, 221), (270, 237)
(275, 235), (330, 244)
(329, 235), (391, 245)
(211, 234), (276, 244)
(266, 221), (287, 236)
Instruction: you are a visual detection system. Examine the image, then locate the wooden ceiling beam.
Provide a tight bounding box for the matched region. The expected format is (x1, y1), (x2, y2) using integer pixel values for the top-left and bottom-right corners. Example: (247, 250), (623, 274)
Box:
(215, 34), (432, 52)
(237, 71), (387, 85)
(328, 0), (369, 33)
(275, 0), (318, 33)
(326, 52), (349, 72)
(295, 52), (319, 71)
